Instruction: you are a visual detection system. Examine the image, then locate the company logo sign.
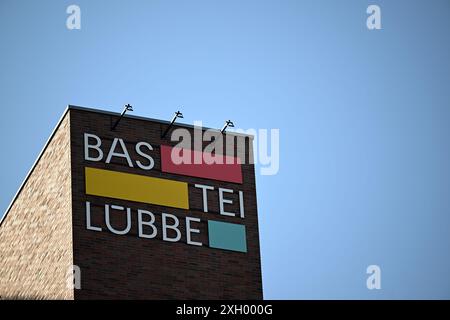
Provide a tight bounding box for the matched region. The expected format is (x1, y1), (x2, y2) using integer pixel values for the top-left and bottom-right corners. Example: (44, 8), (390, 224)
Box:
(83, 133), (249, 253)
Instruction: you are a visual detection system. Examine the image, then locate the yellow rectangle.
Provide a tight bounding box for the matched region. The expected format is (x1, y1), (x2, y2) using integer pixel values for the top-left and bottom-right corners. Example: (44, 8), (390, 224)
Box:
(85, 167), (189, 209)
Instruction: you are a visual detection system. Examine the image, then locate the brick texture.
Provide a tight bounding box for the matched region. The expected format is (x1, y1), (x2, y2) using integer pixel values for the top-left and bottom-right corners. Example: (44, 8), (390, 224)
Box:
(0, 113), (73, 299)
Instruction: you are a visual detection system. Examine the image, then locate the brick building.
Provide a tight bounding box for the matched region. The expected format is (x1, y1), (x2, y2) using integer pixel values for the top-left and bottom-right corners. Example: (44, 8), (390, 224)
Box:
(0, 106), (263, 300)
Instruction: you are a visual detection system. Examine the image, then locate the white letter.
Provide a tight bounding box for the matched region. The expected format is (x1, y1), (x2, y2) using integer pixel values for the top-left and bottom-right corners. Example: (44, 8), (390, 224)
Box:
(84, 133), (103, 162)
(194, 121), (203, 164)
(66, 5), (81, 30)
(259, 129), (280, 176)
(86, 201), (102, 231)
(171, 128), (192, 164)
(135, 142), (155, 170)
(66, 265), (81, 290)
(138, 210), (157, 239)
(225, 134), (235, 164)
(105, 204), (131, 235)
(106, 138), (134, 167)
(239, 190), (245, 219)
(186, 217), (202, 246)
(366, 265), (381, 289)
(162, 213), (181, 242)
(219, 188), (235, 217)
(231, 128), (257, 164)
(194, 184), (214, 213)
(366, 5), (381, 30)
(203, 130), (223, 164)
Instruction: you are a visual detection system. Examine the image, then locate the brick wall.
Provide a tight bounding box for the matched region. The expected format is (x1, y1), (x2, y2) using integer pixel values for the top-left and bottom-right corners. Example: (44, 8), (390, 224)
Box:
(0, 113), (73, 299)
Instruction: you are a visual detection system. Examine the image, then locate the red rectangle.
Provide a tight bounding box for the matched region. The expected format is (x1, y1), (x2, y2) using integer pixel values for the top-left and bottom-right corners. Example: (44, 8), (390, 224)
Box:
(160, 145), (243, 184)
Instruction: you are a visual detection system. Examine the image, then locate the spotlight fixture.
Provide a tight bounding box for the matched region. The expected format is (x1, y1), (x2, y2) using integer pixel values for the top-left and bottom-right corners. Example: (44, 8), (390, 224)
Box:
(221, 120), (235, 134)
(162, 110), (184, 138)
(111, 104), (133, 131)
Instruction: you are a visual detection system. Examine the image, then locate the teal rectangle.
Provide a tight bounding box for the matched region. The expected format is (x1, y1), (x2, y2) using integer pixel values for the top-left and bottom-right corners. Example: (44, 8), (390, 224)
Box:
(208, 220), (247, 253)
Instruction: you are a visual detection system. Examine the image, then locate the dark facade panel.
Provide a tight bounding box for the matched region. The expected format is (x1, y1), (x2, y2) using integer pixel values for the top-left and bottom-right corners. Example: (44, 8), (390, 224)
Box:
(69, 108), (262, 299)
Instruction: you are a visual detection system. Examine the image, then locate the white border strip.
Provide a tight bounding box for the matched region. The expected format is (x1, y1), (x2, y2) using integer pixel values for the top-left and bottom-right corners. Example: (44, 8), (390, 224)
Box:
(0, 106), (70, 227)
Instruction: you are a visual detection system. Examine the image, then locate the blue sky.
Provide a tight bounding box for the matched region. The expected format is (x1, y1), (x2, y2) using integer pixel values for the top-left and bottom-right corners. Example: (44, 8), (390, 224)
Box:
(1, 0), (450, 299)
